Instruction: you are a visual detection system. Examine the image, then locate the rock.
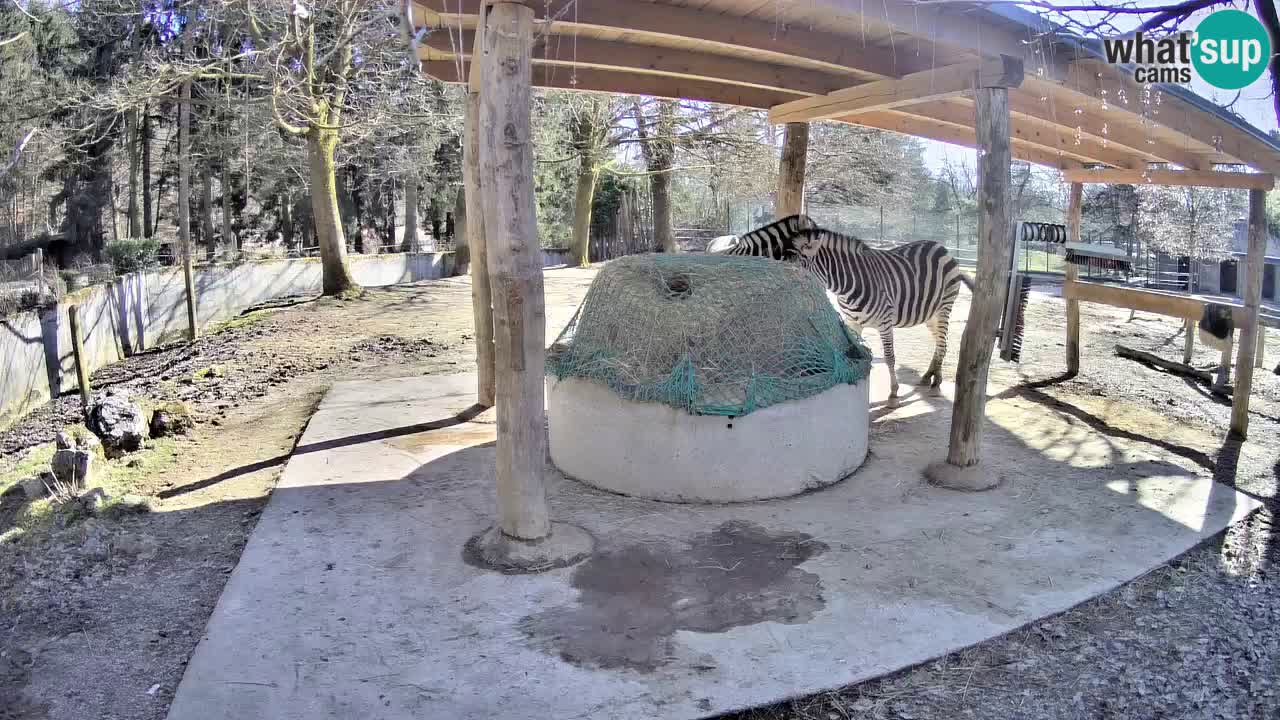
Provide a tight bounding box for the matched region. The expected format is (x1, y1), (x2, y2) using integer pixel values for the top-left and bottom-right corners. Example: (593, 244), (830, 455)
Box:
(149, 401), (194, 437)
(76, 487), (110, 516)
(78, 519), (110, 560)
(114, 532), (158, 559)
(18, 475), (49, 498)
(86, 391), (147, 457)
(50, 427), (102, 490)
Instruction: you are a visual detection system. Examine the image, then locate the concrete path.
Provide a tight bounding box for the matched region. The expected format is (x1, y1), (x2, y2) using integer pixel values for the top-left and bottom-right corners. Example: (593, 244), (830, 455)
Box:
(166, 370), (1258, 720)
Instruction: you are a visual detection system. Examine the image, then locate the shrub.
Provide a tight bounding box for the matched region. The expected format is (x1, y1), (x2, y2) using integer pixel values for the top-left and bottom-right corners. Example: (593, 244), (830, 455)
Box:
(105, 238), (162, 275)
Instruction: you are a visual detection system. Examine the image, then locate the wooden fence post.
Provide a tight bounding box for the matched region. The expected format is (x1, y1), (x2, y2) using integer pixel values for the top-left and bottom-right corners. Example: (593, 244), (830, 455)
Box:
(775, 122), (808, 217)
(927, 56), (1022, 490)
(1231, 188), (1267, 437)
(1183, 318), (1195, 365)
(1064, 181), (1083, 376)
(68, 305), (91, 410)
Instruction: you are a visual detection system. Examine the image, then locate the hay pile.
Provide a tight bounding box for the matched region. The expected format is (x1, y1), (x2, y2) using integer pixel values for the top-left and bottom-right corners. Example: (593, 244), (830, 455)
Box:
(547, 254), (871, 416)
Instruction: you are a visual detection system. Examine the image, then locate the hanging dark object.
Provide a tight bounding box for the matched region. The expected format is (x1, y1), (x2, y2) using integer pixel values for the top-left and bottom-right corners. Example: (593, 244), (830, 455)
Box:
(999, 273), (1031, 363)
(1018, 222), (1068, 244)
(1064, 242), (1133, 273)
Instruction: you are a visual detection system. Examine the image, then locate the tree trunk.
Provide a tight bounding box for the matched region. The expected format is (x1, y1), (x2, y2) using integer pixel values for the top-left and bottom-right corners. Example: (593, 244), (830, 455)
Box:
(775, 122), (809, 217)
(142, 107), (153, 238)
(178, 74), (198, 341)
(402, 178), (419, 252)
(651, 171), (675, 252)
(571, 156), (598, 267)
(280, 194), (294, 252)
(221, 165), (234, 252)
(306, 126), (360, 296)
(127, 110), (142, 238)
(200, 163), (215, 260)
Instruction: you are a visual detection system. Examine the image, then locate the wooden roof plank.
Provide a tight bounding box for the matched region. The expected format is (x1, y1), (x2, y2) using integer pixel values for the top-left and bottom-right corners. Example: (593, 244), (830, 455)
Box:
(768, 56), (1022, 124)
(421, 30), (856, 96)
(839, 110), (1079, 168)
(1062, 168), (1275, 190)
(421, 59), (805, 109)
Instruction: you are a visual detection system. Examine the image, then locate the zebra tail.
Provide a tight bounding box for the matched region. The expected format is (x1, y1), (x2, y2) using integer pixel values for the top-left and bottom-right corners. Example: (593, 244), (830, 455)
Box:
(957, 273), (975, 292)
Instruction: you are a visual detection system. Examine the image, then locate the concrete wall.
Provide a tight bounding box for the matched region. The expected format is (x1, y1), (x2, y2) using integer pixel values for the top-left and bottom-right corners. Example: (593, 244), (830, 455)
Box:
(1, 252), (472, 429)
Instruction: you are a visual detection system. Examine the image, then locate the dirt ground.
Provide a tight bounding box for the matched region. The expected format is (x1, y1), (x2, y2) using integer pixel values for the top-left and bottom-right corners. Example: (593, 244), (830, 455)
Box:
(1, 268), (1278, 720)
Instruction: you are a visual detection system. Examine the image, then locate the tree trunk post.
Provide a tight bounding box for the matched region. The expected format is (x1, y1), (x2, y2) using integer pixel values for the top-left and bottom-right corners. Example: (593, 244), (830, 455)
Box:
(127, 110), (142, 238)
(571, 157), (599, 267)
(142, 107), (153, 238)
(469, 0), (592, 571)
(775, 122), (808, 218)
(402, 178), (419, 252)
(1256, 326), (1265, 369)
(1065, 181), (1083, 376)
(1183, 318), (1195, 365)
(1231, 188), (1267, 437)
(68, 305), (91, 411)
(178, 74), (199, 342)
(464, 39), (496, 408)
(926, 57), (1022, 490)
(221, 165), (235, 253)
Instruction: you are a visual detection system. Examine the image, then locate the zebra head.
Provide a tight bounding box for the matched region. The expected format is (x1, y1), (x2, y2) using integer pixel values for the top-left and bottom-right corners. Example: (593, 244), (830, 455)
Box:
(787, 228), (869, 262)
(723, 214), (817, 259)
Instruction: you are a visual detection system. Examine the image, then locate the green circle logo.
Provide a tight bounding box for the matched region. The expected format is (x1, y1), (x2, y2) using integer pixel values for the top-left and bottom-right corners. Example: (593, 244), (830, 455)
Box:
(1192, 9), (1271, 90)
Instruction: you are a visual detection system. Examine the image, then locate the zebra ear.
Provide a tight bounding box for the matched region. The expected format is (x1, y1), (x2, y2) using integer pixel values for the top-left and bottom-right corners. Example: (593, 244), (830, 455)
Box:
(790, 232), (820, 257)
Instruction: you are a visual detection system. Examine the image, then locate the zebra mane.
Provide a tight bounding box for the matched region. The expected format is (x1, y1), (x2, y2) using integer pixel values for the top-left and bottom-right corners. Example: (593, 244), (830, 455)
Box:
(726, 214), (818, 259)
(792, 227), (869, 256)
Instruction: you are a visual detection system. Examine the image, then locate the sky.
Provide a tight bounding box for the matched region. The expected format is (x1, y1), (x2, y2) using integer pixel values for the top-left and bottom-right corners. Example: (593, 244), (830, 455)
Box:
(920, 1), (1279, 172)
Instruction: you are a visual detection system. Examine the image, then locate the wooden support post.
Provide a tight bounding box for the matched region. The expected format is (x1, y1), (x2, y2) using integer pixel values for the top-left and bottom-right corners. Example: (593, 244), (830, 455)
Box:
(68, 305), (91, 410)
(1231, 188), (1267, 437)
(1065, 182), (1083, 376)
(928, 80), (1015, 490)
(178, 64), (199, 342)
(1257, 326), (1266, 369)
(479, 1), (550, 540)
(464, 45), (496, 407)
(775, 122), (808, 217)
(1183, 319), (1195, 365)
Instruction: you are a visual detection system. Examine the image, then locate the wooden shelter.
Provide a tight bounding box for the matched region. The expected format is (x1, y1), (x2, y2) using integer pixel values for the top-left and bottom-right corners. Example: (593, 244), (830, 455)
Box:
(409, 0), (1280, 559)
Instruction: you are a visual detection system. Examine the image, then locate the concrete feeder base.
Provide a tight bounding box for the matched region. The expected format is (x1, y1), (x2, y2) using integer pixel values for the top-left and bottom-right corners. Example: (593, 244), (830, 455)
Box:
(546, 376), (870, 503)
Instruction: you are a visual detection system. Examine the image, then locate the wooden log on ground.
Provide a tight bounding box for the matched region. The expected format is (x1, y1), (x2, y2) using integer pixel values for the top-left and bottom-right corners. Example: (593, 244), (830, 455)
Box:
(1114, 344), (1221, 386)
(479, 1), (550, 540)
(1231, 188), (1267, 437)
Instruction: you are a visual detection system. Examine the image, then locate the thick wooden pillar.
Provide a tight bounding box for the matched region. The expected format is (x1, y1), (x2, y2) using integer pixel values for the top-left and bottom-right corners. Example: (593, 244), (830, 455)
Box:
(1064, 181), (1083, 376)
(478, 1), (550, 540)
(1231, 189), (1267, 437)
(464, 47), (496, 407)
(1182, 319), (1195, 365)
(775, 122), (809, 218)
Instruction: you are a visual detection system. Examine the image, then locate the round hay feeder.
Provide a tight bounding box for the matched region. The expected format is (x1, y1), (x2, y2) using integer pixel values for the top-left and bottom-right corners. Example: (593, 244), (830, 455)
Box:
(546, 255), (872, 503)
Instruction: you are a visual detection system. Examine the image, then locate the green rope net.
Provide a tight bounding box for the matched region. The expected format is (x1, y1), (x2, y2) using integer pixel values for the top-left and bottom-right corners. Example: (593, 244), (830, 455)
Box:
(547, 254), (872, 417)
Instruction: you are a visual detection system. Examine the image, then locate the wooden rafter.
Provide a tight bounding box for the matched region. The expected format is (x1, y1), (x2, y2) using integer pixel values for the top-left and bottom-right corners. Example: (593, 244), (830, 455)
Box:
(421, 31), (856, 96)
(838, 109), (1081, 169)
(900, 97), (1143, 168)
(768, 56), (1023, 125)
(414, 0), (918, 79)
(422, 60), (805, 109)
(1061, 167), (1275, 190)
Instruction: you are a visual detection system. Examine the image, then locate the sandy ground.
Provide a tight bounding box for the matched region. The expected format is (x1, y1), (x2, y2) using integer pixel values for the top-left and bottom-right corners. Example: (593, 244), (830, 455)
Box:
(1, 267), (1278, 720)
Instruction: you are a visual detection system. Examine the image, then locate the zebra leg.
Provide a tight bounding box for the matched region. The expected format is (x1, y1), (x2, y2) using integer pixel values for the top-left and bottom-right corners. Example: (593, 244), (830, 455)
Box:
(880, 326), (899, 398)
(921, 311), (950, 387)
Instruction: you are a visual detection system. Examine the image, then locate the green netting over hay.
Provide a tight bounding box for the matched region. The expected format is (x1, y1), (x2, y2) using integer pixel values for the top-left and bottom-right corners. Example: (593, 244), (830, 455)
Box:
(547, 254), (872, 416)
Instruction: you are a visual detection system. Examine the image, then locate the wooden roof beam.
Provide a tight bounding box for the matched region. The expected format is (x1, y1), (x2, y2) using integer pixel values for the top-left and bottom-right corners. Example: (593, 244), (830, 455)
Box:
(811, 0), (1043, 61)
(899, 98), (1146, 169)
(421, 31), (857, 97)
(1057, 63), (1280, 174)
(1007, 88), (1211, 170)
(1061, 167), (1275, 190)
(768, 55), (1023, 124)
(413, 0), (922, 79)
(837, 110), (1081, 169)
(421, 59), (805, 109)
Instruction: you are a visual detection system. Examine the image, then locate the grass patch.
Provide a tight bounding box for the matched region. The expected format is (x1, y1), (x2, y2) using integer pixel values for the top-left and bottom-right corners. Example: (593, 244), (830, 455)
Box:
(0, 442), (56, 496)
(193, 365), (225, 381)
(213, 310), (270, 334)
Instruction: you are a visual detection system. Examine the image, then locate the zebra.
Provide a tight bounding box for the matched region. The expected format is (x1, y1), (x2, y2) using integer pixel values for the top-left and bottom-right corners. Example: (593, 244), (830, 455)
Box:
(784, 228), (974, 398)
(715, 214), (817, 256)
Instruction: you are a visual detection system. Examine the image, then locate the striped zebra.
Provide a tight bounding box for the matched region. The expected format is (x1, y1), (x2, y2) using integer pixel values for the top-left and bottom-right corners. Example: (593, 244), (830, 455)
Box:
(785, 228), (974, 398)
(715, 214), (817, 255)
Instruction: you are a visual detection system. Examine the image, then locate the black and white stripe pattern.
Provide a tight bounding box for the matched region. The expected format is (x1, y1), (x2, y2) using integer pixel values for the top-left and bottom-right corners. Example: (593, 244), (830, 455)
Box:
(731, 223), (972, 397)
(711, 214), (817, 256)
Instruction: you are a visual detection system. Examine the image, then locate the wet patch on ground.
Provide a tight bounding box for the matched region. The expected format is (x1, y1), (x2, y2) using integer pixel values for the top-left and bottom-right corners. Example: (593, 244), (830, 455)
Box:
(519, 520), (828, 672)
